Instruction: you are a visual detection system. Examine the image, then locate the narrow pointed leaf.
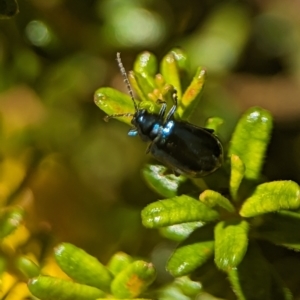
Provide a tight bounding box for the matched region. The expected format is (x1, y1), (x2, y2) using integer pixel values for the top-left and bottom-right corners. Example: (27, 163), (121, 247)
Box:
(228, 243), (272, 300)
(54, 243), (113, 292)
(16, 256), (40, 279)
(230, 154), (245, 201)
(111, 260), (156, 298)
(199, 190), (235, 212)
(133, 51), (157, 90)
(160, 52), (182, 99)
(177, 66), (206, 119)
(0, 207), (24, 239)
(240, 181), (300, 217)
(167, 225), (215, 276)
(228, 107), (273, 181)
(142, 195), (219, 228)
(28, 276), (105, 300)
(171, 48), (189, 74)
(214, 219), (249, 271)
(159, 221), (204, 242)
(256, 210), (300, 250)
(128, 71), (149, 102)
(142, 164), (189, 198)
(107, 252), (134, 276)
(94, 87), (134, 125)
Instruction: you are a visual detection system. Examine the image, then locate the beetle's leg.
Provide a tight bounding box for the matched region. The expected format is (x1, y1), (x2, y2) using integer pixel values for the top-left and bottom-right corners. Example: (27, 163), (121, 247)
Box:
(156, 99), (167, 118)
(165, 90), (178, 121)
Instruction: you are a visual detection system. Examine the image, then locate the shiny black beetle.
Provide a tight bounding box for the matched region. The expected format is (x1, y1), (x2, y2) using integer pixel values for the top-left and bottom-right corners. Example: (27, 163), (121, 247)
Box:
(105, 53), (223, 177)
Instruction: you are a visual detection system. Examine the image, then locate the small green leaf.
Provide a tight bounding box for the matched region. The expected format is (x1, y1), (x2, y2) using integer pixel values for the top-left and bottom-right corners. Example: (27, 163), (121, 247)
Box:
(16, 256), (40, 279)
(159, 221), (204, 242)
(230, 154), (245, 201)
(128, 71), (149, 102)
(107, 252), (134, 276)
(132, 71), (155, 99)
(214, 219), (249, 271)
(167, 225), (215, 276)
(54, 243), (113, 292)
(177, 66), (206, 120)
(142, 164), (189, 198)
(255, 210), (300, 250)
(0, 206), (24, 239)
(0, 0), (19, 18)
(111, 260), (156, 298)
(160, 52), (182, 99)
(240, 181), (300, 217)
(228, 243), (272, 300)
(171, 48), (189, 75)
(228, 107), (273, 181)
(199, 190), (235, 212)
(142, 195), (219, 228)
(205, 117), (223, 133)
(94, 87), (134, 125)
(174, 276), (202, 298)
(134, 51), (157, 77)
(28, 276), (105, 300)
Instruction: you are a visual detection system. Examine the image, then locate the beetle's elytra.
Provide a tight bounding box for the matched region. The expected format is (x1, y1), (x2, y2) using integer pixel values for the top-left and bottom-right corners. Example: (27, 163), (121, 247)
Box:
(104, 53), (223, 177)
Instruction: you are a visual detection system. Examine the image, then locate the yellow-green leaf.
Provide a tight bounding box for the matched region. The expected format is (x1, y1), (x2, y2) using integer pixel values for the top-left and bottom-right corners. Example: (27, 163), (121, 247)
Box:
(228, 107), (273, 181)
(240, 181), (300, 217)
(142, 195), (219, 228)
(111, 260), (156, 298)
(28, 276), (105, 300)
(214, 219), (249, 271)
(54, 243), (112, 292)
(199, 189), (235, 212)
(167, 225), (215, 276)
(230, 154), (245, 201)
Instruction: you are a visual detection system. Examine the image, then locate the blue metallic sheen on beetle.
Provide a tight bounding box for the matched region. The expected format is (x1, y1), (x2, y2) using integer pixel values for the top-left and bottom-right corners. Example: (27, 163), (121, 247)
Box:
(105, 53), (223, 177)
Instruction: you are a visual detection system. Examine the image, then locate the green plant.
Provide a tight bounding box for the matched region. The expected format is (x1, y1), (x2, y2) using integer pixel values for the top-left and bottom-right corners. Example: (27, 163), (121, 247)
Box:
(94, 49), (300, 299)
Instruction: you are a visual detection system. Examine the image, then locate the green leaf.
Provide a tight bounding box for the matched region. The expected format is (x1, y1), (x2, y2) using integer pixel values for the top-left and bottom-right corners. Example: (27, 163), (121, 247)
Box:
(205, 117), (223, 133)
(107, 252), (134, 276)
(0, 0), (19, 18)
(142, 164), (189, 198)
(240, 181), (300, 218)
(170, 48), (189, 75)
(54, 243), (112, 292)
(16, 256), (40, 279)
(28, 276), (105, 300)
(174, 276), (202, 298)
(228, 243), (272, 300)
(159, 221), (204, 242)
(0, 206), (24, 239)
(128, 71), (149, 102)
(133, 51), (158, 78)
(142, 195), (219, 228)
(94, 87), (134, 125)
(230, 154), (245, 201)
(160, 52), (182, 99)
(111, 260), (156, 298)
(255, 210), (300, 250)
(199, 190), (235, 212)
(228, 107), (273, 181)
(177, 66), (206, 120)
(214, 219), (249, 271)
(167, 225), (215, 276)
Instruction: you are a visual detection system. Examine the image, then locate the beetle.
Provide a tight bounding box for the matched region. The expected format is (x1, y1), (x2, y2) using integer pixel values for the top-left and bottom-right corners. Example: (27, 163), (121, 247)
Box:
(104, 52), (223, 177)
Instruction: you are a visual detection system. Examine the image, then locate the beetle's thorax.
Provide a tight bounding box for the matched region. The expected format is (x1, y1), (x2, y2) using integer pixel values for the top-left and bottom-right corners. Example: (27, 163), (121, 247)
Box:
(131, 110), (163, 142)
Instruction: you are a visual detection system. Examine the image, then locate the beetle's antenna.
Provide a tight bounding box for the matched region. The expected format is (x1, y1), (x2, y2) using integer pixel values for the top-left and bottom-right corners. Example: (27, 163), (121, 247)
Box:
(116, 52), (138, 111)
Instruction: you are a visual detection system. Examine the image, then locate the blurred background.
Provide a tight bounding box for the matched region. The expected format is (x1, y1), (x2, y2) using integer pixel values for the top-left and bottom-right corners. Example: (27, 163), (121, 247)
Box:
(0, 0), (300, 266)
